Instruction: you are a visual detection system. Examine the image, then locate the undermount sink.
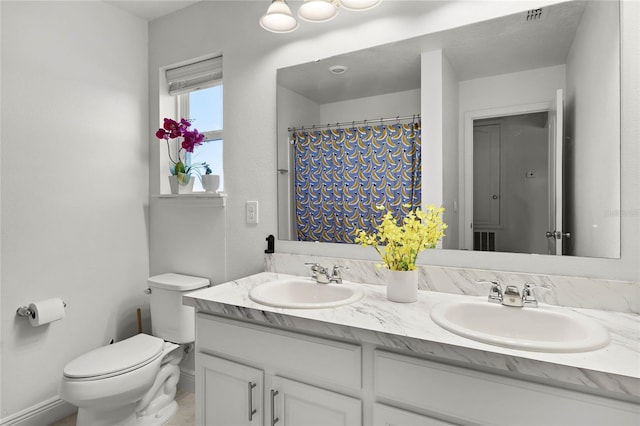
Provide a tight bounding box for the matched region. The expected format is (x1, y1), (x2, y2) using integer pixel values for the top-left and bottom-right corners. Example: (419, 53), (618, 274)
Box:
(249, 277), (364, 309)
(430, 300), (610, 353)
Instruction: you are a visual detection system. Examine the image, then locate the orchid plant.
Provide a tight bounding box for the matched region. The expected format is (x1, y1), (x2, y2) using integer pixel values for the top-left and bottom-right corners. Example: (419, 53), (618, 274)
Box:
(155, 118), (207, 185)
(355, 205), (447, 271)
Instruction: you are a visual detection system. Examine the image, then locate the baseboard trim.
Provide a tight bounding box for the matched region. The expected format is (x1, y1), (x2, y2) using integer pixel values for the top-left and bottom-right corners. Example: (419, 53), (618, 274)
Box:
(1, 369), (195, 426)
(0, 397), (75, 426)
(179, 368), (196, 393)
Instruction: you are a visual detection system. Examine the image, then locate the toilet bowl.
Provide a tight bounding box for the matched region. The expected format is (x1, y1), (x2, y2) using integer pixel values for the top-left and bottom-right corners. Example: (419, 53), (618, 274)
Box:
(59, 273), (209, 426)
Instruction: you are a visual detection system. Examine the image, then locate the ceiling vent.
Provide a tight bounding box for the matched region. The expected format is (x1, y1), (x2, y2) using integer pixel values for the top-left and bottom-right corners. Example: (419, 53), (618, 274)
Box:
(526, 8), (543, 21)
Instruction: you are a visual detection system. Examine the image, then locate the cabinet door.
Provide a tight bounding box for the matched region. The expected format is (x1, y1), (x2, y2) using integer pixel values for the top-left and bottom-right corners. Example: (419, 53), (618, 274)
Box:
(196, 354), (263, 426)
(373, 403), (457, 426)
(269, 376), (361, 426)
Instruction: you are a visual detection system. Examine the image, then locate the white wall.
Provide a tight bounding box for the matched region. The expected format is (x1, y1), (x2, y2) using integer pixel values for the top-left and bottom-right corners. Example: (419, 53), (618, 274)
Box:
(148, 0), (572, 282)
(459, 65), (566, 112)
(421, 49), (460, 250)
(565, 0), (620, 258)
(0, 0), (148, 420)
(441, 53), (459, 249)
(320, 89), (420, 123)
(421, 50), (445, 214)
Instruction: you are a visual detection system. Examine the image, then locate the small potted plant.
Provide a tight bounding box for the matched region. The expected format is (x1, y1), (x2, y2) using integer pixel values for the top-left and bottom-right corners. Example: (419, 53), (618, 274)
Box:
(355, 205), (447, 302)
(155, 118), (205, 194)
(201, 163), (220, 193)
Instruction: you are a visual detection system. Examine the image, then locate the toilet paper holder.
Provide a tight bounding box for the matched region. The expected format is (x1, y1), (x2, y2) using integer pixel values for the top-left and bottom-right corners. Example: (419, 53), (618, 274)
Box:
(16, 301), (67, 318)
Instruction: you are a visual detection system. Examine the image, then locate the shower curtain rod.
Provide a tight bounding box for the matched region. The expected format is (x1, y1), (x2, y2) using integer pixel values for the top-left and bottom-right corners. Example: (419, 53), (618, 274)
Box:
(288, 114), (421, 132)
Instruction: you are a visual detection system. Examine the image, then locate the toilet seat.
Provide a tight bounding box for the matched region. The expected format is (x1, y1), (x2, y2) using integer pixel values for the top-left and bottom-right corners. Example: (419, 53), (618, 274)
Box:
(63, 334), (164, 381)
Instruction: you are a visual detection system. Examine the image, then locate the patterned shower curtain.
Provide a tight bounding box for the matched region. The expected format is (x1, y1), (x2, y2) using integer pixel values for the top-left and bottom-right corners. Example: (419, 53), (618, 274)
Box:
(292, 121), (421, 243)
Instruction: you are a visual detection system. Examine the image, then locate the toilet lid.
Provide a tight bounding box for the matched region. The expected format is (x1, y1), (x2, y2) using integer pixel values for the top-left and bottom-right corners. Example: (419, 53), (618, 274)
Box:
(63, 334), (165, 380)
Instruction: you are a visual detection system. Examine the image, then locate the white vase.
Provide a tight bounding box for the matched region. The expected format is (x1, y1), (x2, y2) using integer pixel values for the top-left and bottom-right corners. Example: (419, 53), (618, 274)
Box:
(385, 269), (419, 303)
(168, 175), (194, 194)
(201, 174), (220, 193)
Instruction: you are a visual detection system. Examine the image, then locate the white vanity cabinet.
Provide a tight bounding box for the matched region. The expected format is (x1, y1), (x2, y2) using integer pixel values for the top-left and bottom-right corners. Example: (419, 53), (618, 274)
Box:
(195, 313), (362, 426)
(194, 312), (638, 426)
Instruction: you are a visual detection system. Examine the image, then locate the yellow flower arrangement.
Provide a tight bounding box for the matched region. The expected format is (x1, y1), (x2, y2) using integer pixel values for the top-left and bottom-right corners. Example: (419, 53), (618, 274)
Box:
(355, 205), (447, 271)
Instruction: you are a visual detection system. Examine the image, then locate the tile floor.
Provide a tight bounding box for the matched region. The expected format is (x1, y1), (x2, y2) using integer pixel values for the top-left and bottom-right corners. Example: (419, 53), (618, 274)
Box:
(51, 389), (195, 426)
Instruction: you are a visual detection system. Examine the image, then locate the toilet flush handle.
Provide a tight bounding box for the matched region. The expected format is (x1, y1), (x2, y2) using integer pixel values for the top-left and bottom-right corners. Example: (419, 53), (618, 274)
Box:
(144, 288), (152, 295)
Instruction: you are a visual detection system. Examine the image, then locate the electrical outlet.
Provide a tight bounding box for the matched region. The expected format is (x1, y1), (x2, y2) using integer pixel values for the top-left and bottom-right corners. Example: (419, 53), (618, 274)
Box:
(246, 201), (258, 224)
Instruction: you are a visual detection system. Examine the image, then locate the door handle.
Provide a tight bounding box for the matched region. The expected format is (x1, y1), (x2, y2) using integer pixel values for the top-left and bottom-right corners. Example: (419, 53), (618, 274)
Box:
(546, 231), (571, 239)
(248, 382), (257, 421)
(270, 389), (279, 426)
(492, 194), (499, 200)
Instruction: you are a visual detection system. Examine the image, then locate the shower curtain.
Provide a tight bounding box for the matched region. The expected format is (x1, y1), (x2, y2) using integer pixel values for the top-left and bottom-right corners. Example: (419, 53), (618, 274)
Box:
(292, 121), (422, 243)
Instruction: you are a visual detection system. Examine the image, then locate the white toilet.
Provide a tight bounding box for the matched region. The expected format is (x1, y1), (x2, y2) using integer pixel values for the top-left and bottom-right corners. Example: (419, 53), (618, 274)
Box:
(59, 273), (209, 426)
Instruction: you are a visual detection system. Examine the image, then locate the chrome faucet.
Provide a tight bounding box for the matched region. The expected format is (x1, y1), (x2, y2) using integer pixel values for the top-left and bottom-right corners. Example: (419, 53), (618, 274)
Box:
(502, 285), (524, 307)
(305, 263), (349, 284)
(478, 281), (543, 308)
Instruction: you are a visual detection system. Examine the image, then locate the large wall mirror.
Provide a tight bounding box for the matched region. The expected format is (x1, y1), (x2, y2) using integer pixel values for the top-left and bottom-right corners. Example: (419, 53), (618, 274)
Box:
(277, 0), (620, 260)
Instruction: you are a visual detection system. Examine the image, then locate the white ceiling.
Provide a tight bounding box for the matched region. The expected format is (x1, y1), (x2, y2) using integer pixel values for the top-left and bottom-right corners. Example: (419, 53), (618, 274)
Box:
(102, 1), (587, 105)
(104, 0), (200, 21)
(278, 1), (587, 105)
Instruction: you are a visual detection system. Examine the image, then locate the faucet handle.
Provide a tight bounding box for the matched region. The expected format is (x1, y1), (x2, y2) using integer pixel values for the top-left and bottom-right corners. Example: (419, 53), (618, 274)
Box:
(478, 280), (503, 303)
(304, 262), (329, 283)
(304, 262), (322, 277)
(330, 265), (349, 283)
(521, 282), (550, 307)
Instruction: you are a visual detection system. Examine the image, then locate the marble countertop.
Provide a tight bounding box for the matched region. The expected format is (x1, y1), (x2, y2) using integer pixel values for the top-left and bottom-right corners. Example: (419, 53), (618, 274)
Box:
(184, 272), (640, 400)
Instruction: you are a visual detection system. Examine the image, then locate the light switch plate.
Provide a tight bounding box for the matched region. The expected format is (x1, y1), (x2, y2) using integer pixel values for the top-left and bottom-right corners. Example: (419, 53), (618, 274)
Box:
(246, 201), (258, 224)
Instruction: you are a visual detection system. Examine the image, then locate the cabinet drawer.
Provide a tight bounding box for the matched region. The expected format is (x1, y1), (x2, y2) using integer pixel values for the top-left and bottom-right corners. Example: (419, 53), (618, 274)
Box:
(197, 314), (361, 390)
(374, 350), (639, 425)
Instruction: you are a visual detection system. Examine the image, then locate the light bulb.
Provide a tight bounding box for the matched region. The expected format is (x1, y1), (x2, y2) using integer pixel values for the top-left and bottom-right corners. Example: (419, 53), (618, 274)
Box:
(298, 0), (339, 23)
(260, 0), (299, 33)
(339, 0), (382, 11)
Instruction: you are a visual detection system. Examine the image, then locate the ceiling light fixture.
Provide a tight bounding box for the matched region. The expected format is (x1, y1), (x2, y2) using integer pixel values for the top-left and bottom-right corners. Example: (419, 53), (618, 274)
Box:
(298, 0), (339, 23)
(340, 0), (381, 11)
(260, 0), (382, 33)
(259, 0), (299, 33)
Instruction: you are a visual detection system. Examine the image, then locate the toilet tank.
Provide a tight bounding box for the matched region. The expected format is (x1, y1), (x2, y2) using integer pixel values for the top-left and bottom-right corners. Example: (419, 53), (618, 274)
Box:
(147, 273), (210, 344)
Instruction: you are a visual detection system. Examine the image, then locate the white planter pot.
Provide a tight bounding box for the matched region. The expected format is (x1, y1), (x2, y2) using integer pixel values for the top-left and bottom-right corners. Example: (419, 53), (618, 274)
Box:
(168, 175), (194, 194)
(202, 174), (220, 193)
(385, 269), (419, 303)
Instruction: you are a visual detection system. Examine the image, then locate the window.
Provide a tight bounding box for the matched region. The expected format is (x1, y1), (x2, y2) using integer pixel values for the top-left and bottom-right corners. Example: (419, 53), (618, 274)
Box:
(165, 56), (223, 193)
(180, 85), (224, 192)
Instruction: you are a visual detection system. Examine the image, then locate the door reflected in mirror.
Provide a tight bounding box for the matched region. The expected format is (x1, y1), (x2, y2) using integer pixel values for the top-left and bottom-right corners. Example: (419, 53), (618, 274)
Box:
(472, 112), (551, 255)
(276, 1), (620, 259)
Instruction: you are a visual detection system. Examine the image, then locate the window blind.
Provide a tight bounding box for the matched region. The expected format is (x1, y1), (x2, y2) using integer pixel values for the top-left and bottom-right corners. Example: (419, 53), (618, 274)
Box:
(166, 56), (222, 95)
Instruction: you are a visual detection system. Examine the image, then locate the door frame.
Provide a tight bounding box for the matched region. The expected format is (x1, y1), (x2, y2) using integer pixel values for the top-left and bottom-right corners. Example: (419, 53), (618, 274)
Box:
(461, 102), (551, 250)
